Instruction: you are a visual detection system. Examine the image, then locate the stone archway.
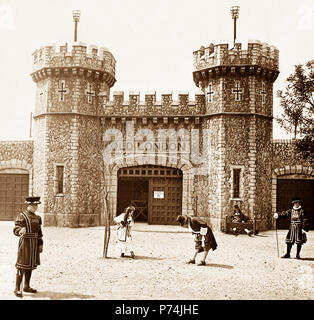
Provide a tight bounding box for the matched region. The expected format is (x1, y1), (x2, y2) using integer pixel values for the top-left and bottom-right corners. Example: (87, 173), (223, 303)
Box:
(105, 155), (195, 223)
(272, 165), (314, 228)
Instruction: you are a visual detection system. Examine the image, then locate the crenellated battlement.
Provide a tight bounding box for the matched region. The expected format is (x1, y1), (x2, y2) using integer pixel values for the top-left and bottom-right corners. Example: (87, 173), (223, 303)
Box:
(193, 40), (279, 85)
(100, 91), (206, 117)
(31, 42), (116, 86)
(194, 40), (279, 70)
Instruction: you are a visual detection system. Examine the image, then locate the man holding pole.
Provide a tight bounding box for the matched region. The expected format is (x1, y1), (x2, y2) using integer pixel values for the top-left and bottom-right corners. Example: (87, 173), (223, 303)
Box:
(273, 198), (309, 259)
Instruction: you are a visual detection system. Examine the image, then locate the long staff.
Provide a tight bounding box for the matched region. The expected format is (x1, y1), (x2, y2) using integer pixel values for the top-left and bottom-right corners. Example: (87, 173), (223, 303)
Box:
(274, 218), (279, 258)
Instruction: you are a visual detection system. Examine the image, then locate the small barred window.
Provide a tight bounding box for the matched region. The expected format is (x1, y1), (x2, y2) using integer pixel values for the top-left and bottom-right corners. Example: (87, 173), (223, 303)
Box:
(233, 169), (241, 198)
(56, 165), (64, 194)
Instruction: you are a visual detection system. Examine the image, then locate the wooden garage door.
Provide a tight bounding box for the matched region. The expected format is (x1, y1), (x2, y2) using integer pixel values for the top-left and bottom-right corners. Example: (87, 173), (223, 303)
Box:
(0, 174), (29, 221)
(277, 179), (314, 230)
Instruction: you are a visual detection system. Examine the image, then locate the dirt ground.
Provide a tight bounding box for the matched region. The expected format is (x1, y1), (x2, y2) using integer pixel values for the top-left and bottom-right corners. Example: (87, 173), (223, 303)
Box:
(0, 222), (313, 300)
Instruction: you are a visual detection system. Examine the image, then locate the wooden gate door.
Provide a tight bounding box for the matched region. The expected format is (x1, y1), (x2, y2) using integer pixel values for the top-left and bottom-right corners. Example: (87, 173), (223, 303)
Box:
(148, 177), (182, 225)
(0, 174), (29, 221)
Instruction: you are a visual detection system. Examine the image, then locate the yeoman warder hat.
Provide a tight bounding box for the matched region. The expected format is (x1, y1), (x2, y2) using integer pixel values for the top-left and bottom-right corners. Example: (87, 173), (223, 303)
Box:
(25, 196), (41, 204)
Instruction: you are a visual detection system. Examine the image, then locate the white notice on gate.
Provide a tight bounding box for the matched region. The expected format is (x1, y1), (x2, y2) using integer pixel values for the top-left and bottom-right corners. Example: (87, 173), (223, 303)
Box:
(154, 191), (164, 199)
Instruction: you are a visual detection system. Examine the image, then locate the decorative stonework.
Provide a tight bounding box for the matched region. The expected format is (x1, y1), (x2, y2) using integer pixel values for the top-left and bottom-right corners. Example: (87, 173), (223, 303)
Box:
(32, 43), (116, 87)
(108, 155), (195, 220)
(102, 92), (206, 117)
(2, 36), (314, 230)
(193, 40), (279, 85)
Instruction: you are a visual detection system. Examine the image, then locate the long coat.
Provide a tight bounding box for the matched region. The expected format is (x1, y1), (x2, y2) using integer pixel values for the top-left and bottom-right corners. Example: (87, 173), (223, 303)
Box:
(13, 211), (43, 270)
(278, 207), (309, 245)
(187, 216), (218, 251)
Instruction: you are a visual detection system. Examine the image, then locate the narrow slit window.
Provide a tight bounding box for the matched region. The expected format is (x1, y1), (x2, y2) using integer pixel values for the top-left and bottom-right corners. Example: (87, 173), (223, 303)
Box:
(233, 169), (241, 198)
(56, 165), (64, 194)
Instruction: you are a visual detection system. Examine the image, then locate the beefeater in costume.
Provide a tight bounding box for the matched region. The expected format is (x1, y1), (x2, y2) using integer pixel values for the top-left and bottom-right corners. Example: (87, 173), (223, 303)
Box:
(13, 196), (43, 298)
(176, 215), (217, 266)
(273, 198), (309, 259)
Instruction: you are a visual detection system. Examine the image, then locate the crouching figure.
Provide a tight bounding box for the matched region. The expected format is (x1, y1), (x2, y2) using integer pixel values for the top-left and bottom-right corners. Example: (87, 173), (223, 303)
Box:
(177, 215), (217, 266)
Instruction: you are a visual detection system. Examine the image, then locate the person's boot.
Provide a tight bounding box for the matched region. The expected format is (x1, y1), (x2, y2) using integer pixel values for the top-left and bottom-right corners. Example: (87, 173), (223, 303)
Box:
(197, 260), (206, 266)
(130, 251), (135, 259)
(296, 244), (302, 259)
(14, 270), (23, 298)
(245, 229), (253, 237)
(281, 243), (292, 258)
(23, 270), (37, 293)
(187, 259), (195, 264)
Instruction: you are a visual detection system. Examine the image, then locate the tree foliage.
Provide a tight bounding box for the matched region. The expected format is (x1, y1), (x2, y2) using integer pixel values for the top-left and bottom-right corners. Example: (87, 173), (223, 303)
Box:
(276, 60), (314, 161)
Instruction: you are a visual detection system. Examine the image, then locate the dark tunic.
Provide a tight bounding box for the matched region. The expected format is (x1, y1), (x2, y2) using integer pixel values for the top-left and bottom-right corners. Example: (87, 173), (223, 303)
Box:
(231, 209), (247, 223)
(278, 207), (309, 245)
(13, 211), (43, 270)
(187, 216), (218, 251)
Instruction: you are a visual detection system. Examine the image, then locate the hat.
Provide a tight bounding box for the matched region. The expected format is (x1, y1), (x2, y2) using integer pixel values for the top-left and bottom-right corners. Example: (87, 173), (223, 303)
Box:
(176, 215), (188, 226)
(291, 198), (301, 204)
(25, 196), (41, 204)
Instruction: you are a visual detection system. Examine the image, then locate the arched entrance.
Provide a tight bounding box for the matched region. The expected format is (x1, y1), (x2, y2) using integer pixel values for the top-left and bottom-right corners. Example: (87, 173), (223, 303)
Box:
(117, 165), (183, 225)
(272, 165), (314, 230)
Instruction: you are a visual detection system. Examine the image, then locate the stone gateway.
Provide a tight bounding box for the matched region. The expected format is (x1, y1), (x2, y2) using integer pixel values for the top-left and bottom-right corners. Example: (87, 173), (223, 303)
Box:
(0, 17), (313, 230)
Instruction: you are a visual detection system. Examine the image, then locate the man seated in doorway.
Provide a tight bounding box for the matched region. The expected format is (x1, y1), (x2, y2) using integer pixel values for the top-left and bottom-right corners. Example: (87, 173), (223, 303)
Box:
(230, 205), (253, 236)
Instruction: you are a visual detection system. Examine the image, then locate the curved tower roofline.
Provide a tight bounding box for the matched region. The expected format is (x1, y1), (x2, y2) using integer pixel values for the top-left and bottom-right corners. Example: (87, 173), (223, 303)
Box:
(193, 40), (279, 87)
(31, 41), (116, 88)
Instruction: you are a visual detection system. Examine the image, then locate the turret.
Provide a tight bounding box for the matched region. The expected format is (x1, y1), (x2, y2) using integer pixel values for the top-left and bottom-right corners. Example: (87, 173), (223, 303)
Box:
(192, 40), (280, 231)
(31, 40), (116, 227)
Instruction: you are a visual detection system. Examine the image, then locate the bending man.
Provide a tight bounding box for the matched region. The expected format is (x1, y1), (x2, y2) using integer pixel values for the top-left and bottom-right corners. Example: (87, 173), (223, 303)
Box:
(177, 215), (217, 266)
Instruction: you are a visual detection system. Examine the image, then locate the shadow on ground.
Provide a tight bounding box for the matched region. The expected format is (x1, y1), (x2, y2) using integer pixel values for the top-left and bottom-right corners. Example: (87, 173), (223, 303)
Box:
(98, 255), (164, 261)
(26, 291), (95, 300)
(129, 255), (164, 260)
(205, 263), (234, 269)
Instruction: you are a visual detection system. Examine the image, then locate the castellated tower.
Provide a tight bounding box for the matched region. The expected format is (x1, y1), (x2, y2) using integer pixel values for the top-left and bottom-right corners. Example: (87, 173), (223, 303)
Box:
(31, 42), (116, 227)
(193, 40), (279, 230)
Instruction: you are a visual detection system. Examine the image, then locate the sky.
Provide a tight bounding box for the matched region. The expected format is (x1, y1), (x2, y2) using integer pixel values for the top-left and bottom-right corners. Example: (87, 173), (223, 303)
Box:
(0, 0), (313, 140)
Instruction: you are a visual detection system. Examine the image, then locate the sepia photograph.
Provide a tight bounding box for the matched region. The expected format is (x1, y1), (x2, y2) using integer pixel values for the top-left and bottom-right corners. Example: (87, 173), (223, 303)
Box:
(0, 0), (313, 310)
